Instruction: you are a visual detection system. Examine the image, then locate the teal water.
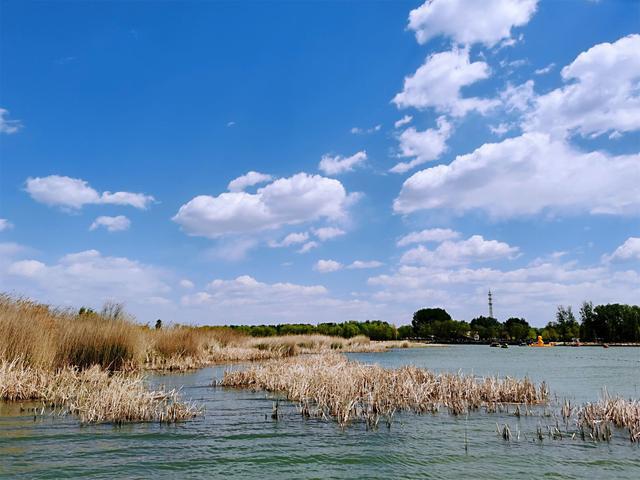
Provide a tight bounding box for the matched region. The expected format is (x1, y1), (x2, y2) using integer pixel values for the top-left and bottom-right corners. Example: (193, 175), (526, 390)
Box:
(2, 346), (639, 479)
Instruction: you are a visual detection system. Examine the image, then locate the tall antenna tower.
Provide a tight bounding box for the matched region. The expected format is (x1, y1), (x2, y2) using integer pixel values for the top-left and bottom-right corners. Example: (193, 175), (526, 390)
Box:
(488, 289), (494, 318)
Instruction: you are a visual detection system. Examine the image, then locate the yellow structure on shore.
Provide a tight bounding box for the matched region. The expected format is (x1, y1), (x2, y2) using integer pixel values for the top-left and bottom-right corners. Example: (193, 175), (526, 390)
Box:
(530, 335), (554, 347)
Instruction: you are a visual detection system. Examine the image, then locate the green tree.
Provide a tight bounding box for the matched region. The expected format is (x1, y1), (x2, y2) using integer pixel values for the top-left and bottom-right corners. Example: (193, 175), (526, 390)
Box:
(504, 317), (531, 341)
(412, 308), (452, 337)
(469, 316), (502, 340)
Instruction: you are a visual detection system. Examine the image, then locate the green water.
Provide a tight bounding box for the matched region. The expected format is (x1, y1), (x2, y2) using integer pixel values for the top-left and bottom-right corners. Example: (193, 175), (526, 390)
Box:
(2, 346), (639, 479)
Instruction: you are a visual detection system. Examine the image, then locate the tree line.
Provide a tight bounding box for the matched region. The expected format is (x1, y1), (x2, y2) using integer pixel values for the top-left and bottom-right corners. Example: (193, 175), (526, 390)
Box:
(404, 302), (640, 343)
(194, 301), (639, 343)
(215, 320), (399, 341)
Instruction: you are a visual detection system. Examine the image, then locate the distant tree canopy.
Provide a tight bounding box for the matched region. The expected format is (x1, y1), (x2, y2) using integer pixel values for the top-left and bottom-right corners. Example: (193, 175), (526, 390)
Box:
(198, 301), (640, 344)
(408, 308), (469, 340)
(469, 316), (503, 340)
(579, 302), (640, 343)
(223, 320), (398, 341)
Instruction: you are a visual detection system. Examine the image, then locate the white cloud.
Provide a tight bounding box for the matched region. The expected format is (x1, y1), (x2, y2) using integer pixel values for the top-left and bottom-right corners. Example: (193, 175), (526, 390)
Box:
(350, 125), (382, 135)
(312, 227), (346, 241)
(297, 241), (320, 254)
(489, 123), (512, 136)
(408, 0), (538, 47)
(0, 219), (14, 232)
(391, 117), (452, 173)
(603, 238), (640, 263)
(25, 175), (154, 210)
(400, 235), (518, 267)
(394, 132), (640, 218)
(205, 238), (259, 262)
(4, 249), (171, 308)
(367, 257), (640, 325)
(318, 151), (367, 175)
(534, 63), (555, 75)
(392, 48), (498, 117)
(179, 279), (195, 289)
(394, 115), (413, 129)
(8, 259), (46, 277)
(524, 35), (640, 138)
(227, 171), (273, 192)
(269, 231), (310, 248)
(314, 259), (343, 273)
(500, 80), (536, 113)
(173, 173), (357, 238)
(348, 260), (384, 270)
(179, 275), (382, 324)
(89, 215), (131, 232)
(0, 108), (22, 134)
(397, 228), (460, 247)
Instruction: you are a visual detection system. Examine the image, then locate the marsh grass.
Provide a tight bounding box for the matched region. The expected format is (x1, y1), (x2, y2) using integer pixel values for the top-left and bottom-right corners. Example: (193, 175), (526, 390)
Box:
(577, 396), (640, 442)
(219, 353), (549, 428)
(0, 359), (199, 423)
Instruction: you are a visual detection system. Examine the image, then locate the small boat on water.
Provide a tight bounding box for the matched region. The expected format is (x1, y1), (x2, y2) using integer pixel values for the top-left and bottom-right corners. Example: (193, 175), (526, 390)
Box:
(490, 341), (500, 347)
(603, 343), (609, 348)
(501, 343), (509, 349)
(530, 335), (554, 347)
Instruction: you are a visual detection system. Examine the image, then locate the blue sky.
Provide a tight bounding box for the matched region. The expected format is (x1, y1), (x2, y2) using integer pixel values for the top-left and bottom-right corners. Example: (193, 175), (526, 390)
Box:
(1, 0), (639, 327)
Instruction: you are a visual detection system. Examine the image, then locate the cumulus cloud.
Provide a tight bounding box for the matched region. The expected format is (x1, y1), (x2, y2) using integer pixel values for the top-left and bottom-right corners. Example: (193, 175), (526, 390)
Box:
(227, 171), (273, 192)
(350, 125), (381, 135)
(269, 231), (310, 248)
(312, 227), (346, 241)
(0, 108), (22, 134)
(394, 115), (413, 129)
(4, 249), (170, 307)
(179, 274), (381, 324)
(394, 132), (640, 218)
(348, 260), (384, 270)
(534, 63), (555, 75)
(314, 259), (343, 273)
(25, 175), (154, 210)
(318, 151), (367, 175)
(179, 279), (195, 289)
(400, 235), (519, 267)
(603, 237), (640, 263)
(392, 48), (498, 117)
(89, 215), (131, 232)
(397, 228), (460, 247)
(173, 173), (357, 238)
(408, 0), (538, 47)
(297, 241), (320, 254)
(524, 35), (640, 138)
(0, 219), (14, 232)
(367, 258), (640, 325)
(315, 259), (383, 273)
(391, 117), (452, 173)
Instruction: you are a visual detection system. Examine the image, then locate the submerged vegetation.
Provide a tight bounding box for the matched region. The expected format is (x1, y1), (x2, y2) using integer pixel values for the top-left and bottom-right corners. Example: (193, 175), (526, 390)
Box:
(219, 354), (549, 427)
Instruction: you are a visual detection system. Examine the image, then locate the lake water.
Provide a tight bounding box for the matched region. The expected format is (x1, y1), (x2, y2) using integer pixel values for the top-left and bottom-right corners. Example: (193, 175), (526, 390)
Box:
(2, 345), (640, 479)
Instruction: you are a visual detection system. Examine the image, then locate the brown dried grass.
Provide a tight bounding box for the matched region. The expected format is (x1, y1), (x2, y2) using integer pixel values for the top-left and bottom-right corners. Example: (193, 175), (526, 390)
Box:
(219, 353), (549, 427)
(0, 359), (199, 423)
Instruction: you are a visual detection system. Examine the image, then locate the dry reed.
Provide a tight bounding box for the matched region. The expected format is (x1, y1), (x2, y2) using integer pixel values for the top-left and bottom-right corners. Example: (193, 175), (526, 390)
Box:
(0, 359), (199, 423)
(577, 396), (640, 442)
(219, 354), (549, 427)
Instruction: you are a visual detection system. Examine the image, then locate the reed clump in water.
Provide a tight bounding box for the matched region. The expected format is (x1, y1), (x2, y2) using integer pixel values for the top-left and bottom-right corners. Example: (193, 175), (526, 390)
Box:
(0, 359), (199, 423)
(219, 354), (549, 427)
(578, 396), (640, 442)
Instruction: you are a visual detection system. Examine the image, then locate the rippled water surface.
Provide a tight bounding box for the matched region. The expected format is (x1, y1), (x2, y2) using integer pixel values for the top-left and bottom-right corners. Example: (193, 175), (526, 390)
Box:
(2, 346), (640, 479)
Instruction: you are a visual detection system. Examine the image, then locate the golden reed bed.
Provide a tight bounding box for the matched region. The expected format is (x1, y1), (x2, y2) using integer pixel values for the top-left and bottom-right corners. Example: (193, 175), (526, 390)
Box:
(0, 359), (198, 423)
(0, 295), (413, 423)
(219, 354), (549, 427)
